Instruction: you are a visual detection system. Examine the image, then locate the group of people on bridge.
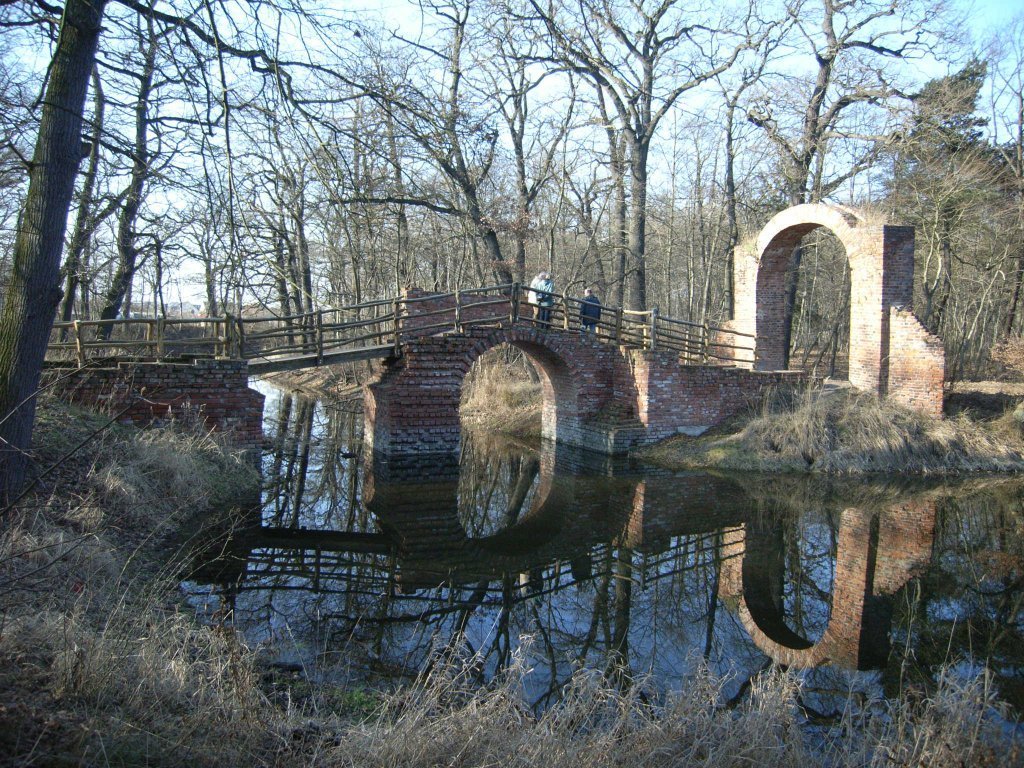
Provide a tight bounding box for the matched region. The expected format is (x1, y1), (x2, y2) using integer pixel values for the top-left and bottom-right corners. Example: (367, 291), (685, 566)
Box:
(528, 272), (602, 334)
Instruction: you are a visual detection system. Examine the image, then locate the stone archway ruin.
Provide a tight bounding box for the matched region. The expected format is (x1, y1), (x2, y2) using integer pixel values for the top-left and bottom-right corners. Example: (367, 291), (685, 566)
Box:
(727, 203), (945, 416)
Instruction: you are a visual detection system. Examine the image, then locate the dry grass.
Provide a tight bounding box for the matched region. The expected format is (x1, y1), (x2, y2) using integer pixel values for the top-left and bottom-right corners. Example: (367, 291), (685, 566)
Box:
(461, 353), (542, 438)
(638, 387), (1024, 474)
(313, 649), (1020, 768)
(0, 399), (265, 765)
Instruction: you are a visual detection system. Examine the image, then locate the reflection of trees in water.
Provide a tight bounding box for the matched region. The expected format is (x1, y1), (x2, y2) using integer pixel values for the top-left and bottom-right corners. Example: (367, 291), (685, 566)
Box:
(457, 434), (540, 538)
(262, 390), (364, 530)
(781, 511), (838, 644)
(894, 490), (1024, 710)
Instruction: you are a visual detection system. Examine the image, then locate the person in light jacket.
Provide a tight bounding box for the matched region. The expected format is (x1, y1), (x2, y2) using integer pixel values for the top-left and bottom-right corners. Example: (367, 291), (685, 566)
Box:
(529, 272), (555, 326)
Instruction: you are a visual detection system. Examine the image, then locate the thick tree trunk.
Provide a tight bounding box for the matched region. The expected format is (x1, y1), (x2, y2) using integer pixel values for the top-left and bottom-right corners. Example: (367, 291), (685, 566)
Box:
(626, 140), (649, 311)
(0, 0), (108, 505)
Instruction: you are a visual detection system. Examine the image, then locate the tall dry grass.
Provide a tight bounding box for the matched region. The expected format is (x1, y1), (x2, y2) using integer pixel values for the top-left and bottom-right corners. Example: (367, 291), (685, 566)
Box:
(640, 387), (1024, 473)
(313, 647), (1019, 767)
(0, 399), (265, 765)
(461, 351), (542, 438)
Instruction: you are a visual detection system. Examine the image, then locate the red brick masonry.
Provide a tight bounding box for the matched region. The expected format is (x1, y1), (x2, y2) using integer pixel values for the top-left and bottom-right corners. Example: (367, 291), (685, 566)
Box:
(727, 203), (944, 416)
(364, 323), (803, 455)
(45, 359), (264, 451)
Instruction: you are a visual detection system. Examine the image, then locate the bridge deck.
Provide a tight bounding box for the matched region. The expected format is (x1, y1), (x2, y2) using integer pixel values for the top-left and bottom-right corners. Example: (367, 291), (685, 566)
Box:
(247, 344), (396, 374)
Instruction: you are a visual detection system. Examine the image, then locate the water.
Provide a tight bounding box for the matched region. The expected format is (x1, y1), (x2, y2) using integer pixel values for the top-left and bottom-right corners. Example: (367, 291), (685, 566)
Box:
(182, 382), (1024, 715)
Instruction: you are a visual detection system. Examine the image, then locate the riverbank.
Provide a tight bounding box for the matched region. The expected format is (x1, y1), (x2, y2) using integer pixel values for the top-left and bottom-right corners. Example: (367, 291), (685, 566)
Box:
(636, 386), (1024, 474)
(1, 397), (1019, 765)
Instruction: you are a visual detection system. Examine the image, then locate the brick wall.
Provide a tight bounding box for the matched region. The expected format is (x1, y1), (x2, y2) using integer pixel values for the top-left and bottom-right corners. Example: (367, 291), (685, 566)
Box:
(887, 308), (945, 417)
(627, 349), (804, 440)
(399, 287), (516, 337)
(45, 359), (264, 451)
(729, 204), (942, 415)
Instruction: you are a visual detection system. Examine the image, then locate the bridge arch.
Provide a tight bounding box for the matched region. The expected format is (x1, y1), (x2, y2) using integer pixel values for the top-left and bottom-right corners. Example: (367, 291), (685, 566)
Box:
(364, 326), (626, 455)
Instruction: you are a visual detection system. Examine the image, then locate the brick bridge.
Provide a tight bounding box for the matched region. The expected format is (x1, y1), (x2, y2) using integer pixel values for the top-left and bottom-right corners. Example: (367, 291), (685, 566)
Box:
(46, 204), (944, 456)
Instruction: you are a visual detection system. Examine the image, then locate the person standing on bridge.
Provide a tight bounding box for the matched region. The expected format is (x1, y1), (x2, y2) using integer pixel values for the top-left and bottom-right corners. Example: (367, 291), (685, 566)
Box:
(579, 286), (601, 335)
(529, 272), (555, 327)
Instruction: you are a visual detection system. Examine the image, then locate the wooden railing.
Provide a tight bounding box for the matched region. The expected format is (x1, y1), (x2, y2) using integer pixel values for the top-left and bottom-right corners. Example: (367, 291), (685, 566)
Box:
(46, 283), (756, 368)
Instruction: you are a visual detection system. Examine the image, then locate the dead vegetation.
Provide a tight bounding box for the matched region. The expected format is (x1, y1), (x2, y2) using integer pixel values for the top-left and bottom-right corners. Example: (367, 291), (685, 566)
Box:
(461, 349), (542, 439)
(0, 398), (1020, 765)
(637, 387), (1024, 474)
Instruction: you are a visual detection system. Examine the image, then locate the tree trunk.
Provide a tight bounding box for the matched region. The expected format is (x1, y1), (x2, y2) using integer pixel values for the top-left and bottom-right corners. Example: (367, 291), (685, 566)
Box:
(626, 139), (649, 311)
(0, 0), (108, 505)
(59, 66), (104, 334)
(97, 17), (157, 338)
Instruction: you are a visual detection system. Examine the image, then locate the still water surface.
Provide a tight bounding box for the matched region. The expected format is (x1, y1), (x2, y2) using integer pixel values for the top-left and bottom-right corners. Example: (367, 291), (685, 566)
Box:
(184, 383), (1024, 715)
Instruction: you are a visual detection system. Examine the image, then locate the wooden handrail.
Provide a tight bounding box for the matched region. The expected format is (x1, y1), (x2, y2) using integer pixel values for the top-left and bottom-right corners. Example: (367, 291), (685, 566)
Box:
(47, 284), (758, 366)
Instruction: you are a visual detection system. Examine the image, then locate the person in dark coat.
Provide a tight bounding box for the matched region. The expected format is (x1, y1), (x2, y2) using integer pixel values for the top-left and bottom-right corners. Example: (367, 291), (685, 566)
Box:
(579, 287), (601, 334)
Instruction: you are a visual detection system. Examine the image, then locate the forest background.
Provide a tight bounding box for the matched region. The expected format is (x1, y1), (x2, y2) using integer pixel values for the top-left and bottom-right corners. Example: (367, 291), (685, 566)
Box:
(0, 0), (1023, 496)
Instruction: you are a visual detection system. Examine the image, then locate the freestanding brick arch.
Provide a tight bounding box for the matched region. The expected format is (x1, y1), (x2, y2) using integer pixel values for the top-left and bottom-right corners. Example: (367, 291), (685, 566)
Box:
(729, 203), (944, 415)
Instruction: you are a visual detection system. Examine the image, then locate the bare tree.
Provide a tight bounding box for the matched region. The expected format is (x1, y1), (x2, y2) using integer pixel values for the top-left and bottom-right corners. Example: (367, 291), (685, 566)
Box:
(745, 0), (946, 366)
(0, 0), (107, 504)
(525, 0), (754, 309)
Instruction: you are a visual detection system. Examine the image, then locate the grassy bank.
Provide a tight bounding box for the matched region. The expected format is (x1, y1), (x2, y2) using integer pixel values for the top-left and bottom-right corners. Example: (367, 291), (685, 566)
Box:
(0, 399), (263, 765)
(637, 387), (1024, 474)
(1, 399), (1020, 766)
(461, 354), (542, 439)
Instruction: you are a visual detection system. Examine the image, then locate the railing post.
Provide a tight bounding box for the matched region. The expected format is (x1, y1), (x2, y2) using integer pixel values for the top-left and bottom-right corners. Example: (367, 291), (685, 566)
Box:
(510, 282), (520, 326)
(235, 316), (245, 358)
(392, 299), (401, 354)
(223, 313), (234, 358)
(614, 307), (623, 344)
(454, 290), (463, 333)
(562, 292), (570, 330)
(316, 310), (324, 364)
(155, 317), (166, 359)
(701, 322), (709, 363)
(74, 320), (86, 367)
(649, 306), (658, 350)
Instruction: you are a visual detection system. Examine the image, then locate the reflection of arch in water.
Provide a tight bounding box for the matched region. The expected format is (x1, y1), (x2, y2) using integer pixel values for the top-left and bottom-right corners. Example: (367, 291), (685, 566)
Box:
(720, 499), (936, 669)
(364, 444), (759, 588)
(364, 445), (637, 587)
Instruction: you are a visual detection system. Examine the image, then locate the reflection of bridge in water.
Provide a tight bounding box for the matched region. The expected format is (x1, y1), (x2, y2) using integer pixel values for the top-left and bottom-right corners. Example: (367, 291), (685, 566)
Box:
(190, 437), (949, 672)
